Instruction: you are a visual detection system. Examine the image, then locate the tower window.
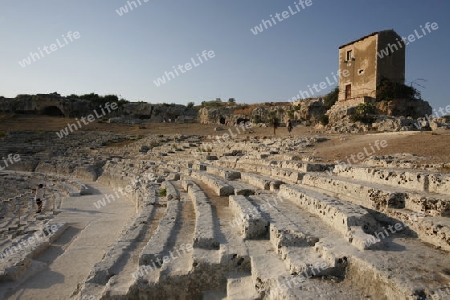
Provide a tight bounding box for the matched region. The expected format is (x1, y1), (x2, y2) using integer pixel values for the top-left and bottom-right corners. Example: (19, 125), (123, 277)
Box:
(346, 50), (353, 62)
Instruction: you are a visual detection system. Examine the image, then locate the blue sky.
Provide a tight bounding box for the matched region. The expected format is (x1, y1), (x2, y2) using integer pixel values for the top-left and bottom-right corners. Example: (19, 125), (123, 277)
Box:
(0, 0), (448, 109)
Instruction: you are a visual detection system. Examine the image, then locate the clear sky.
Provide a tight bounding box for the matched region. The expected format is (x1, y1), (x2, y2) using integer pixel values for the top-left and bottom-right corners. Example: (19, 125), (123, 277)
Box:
(0, 0), (448, 109)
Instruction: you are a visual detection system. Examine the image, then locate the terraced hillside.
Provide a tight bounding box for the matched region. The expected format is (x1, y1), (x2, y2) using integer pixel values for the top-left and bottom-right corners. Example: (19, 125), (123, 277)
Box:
(0, 130), (449, 299)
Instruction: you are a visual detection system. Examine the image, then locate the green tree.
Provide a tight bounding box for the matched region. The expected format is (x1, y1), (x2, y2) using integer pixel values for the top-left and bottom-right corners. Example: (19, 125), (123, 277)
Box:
(103, 94), (119, 103)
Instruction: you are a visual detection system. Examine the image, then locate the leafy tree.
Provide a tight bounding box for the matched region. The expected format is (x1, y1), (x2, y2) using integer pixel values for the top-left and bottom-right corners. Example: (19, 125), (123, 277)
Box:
(76, 93), (128, 107)
(187, 102), (194, 108)
(103, 94), (119, 103)
(117, 98), (129, 107)
(79, 93), (100, 102)
(228, 98), (236, 104)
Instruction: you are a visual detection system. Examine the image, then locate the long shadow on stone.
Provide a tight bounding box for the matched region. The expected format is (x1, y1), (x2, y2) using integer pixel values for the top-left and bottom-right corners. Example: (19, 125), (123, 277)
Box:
(84, 185), (102, 195)
(210, 204), (227, 245)
(62, 207), (104, 215)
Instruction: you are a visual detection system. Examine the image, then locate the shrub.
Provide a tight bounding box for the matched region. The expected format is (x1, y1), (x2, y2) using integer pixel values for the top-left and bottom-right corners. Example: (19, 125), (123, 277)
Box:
(376, 78), (421, 101)
(350, 103), (377, 124)
(324, 87), (339, 109)
(158, 188), (167, 197)
(252, 115), (262, 124)
(117, 98), (129, 107)
(187, 102), (194, 108)
(201, 100), (222, 107)
(77, 93), (128, 107)
(319, 115), (329, 125)
(288, 110), (295, 119)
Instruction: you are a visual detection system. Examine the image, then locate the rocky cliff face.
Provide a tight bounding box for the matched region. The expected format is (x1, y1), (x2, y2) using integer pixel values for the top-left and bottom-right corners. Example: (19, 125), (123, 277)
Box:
(327, 97), (433, 126)
(375, 98), (432, 118)
(0, 94), (96, 117)
(198, 98), (326, 125)
(0, 93), (198, 122)
(0, 93), (437, 130)
(293, 98), (327, 124)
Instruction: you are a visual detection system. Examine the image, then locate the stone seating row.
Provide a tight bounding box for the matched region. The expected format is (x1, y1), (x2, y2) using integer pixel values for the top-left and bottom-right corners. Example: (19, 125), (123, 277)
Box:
(279, 184), (380, 251)
(187, 170), (234, 197)
(139, 200), (181, 265)
(160, 180), (180, 200)
(0, 222), (67, 282)
(334, 166), (450, 195)
(211, 156), (450, 196)
(209, 159), (306, 184)
(182, 176), (219, 250)
(227, 190), (449, 299)
(229, 193), (356, 279)
(302, 173), (450, 217)
(300, 173), (450, 252)
(203, 160), (450, 250)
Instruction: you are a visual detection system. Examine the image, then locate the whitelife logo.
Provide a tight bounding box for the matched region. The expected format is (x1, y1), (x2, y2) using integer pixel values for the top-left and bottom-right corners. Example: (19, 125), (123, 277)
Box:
(377, 22), (439, 59)
(250, 0), (313, 35)
(0, 153), (21, 171)
(18, 31), (81, 68)
(153, 50), (215, 87)
(56, 102), (118, 139)
(116, 0), (149, 16)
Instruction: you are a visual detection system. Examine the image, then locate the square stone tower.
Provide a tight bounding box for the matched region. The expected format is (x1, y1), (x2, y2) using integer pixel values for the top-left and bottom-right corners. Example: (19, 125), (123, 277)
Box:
(338, 30), (405, 104)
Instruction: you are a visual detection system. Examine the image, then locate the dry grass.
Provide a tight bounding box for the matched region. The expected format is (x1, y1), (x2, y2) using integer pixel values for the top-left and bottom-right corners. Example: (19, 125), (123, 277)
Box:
(233, 104), (259, 115)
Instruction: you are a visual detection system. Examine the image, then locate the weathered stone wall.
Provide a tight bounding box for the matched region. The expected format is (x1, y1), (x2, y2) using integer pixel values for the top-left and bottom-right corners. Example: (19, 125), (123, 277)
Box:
(339, 33), (378, 101)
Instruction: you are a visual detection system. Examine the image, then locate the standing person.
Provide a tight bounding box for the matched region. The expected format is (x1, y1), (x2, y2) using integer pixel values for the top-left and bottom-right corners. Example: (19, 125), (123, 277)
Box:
(287, 119), (293, 136)
(32, 184), (45, 213)
(272, 117), (279, 136)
